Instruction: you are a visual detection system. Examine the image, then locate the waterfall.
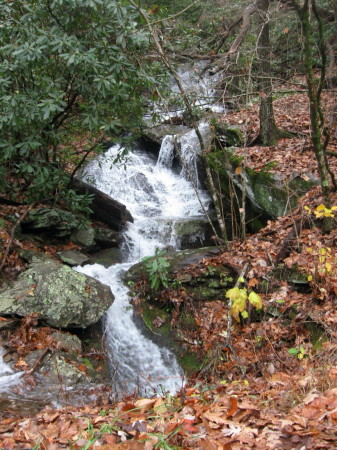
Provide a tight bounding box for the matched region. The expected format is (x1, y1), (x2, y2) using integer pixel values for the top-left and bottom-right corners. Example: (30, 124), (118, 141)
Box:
(0, 349), (22, 391)
(77, 138), (210, 397)
(157, 135), (175, 168)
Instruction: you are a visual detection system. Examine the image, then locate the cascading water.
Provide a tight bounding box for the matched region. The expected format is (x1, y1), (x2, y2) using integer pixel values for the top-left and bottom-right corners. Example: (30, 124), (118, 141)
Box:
(76, 139), (210, 397)
(0, 349), (22, 391)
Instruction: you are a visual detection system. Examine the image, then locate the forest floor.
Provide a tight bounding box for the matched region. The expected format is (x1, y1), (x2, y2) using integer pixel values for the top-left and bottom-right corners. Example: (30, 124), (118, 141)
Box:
(0, 80), (337, 448)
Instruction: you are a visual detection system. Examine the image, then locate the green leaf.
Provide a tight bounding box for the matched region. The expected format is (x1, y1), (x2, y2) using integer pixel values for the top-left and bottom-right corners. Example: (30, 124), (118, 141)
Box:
(288, 348), (299, 355)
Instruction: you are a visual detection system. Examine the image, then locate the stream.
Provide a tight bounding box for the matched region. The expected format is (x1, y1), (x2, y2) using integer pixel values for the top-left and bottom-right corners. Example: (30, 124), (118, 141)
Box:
(76, 138), (211, 397)
(0, 60), (220, 401)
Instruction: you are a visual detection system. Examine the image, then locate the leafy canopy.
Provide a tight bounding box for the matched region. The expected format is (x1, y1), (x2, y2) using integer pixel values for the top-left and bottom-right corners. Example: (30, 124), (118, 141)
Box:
(0, 0), (157, 208)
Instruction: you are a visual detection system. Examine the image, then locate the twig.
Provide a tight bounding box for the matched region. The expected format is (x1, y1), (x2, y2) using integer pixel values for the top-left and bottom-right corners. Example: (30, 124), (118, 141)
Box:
(27, 348), (50, 374)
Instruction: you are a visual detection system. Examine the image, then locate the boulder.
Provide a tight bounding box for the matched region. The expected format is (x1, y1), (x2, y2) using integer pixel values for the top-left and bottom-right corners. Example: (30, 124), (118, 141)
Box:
(21, 208), (82, 238)
(0, 259), (114, 328)
(173, 217), (217, 249)
(57, 250), (90, 267)
(124, 247), (235, 301)
(206, 148), (319, 230)
(71, 178), (133, 230)
(142, 124), (190, 145)
(71, 227), (121, 252)
(89, 248), (124, 267)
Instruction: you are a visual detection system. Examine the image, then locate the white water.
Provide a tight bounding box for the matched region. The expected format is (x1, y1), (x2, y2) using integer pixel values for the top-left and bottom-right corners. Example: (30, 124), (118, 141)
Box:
(77, 142), (210, 397)
(146, 61), (225, 124)
(0, 348), (22, 391)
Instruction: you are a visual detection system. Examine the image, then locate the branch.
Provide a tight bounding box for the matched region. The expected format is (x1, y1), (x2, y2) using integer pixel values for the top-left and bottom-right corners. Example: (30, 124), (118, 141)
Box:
(207, 3), (257, 75)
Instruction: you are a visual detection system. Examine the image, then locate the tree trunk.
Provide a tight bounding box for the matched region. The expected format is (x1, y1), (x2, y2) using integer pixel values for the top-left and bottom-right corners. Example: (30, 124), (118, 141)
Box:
(291, 0), (333, 232)
(257, 0), (290, 145)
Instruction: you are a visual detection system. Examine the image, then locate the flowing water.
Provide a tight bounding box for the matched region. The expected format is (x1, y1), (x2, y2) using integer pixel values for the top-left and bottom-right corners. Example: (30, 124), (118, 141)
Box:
(76, 140), (211, 397)
(0, 348), (22, 391)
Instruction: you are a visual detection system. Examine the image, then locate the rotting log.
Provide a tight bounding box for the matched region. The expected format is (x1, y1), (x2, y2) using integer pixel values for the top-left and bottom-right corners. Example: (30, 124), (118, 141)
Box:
(71, 178), (133, 230)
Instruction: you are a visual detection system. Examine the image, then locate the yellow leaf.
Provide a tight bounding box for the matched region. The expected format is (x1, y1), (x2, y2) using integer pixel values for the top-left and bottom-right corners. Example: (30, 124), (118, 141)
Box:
(248, 291), (263, 309)
(307, 275), (313, 281)
(316, 204), (326, 211)
(231, 296), (247, 322)
(226, 287), (242, 301)
(325, 262), (332, 272)
(235, 166), (243, 175)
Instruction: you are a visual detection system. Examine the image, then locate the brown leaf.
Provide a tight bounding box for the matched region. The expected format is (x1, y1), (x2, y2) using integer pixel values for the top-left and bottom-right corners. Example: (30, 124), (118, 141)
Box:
(228, 397), (238, 417)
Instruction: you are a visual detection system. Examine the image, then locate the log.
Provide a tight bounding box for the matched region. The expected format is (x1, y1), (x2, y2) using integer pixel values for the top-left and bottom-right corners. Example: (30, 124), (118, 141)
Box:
(70, 178), (133, 230)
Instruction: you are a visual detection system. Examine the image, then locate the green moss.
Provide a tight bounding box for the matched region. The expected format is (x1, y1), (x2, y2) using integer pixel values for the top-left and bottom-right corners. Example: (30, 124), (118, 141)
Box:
(141, 303), (171, 337)
(178, 352), (203, 376)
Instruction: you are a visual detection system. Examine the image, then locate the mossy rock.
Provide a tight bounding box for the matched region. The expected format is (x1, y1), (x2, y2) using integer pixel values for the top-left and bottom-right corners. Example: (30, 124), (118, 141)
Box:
(135, 302), (205, 376)
(21, 208), (82, 238)
(206, 148), (319, 225)
(0, 259), (114, 328)
(124, 247), (235, 302)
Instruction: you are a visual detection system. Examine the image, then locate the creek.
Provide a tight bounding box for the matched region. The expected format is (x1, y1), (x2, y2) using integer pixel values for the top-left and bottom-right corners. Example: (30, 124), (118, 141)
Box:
(76, 137), (211, 397)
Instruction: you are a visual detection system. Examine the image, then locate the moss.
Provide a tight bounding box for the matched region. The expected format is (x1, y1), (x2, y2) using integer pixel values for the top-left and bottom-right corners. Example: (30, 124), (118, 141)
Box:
(139, 302), (205, 375)
(306, 321), (328, 351)
(178, 352), (203, 376)
(141, 303), (171, 337)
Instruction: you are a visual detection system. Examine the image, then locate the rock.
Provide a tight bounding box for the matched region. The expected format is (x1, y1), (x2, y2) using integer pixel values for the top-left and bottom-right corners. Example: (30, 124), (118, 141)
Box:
(142, 124), (190, 145)
(94, 228), (120, 248)
(70, 178), (133, 230)
(71, 227), (121, 252)
(19, 249), (52, 264)
(213, 122), (244, 147)
(124, 246), (235, 301)
(57, 250), (90, 267)
(173, 217), (217, 249)
(50, 331), (82, 353)
(89, 248), (123, 267)
(0, 259), (114, 328)
(24, 349), (90, 386)
(71, 228), (96, 250)
(21, 208), (82, 238)
(206, 148), (319, 230)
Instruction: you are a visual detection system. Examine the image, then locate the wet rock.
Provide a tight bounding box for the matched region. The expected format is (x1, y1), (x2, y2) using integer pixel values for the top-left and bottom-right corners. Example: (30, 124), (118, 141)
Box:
(57, 250), (90, 267)
(71, 178), (133, 230)
(142, 124), (190, 145)
(94, 228), (120, 248)
(71, 228), (121, 252)
(0, 259), (114, 328)
(89, 248), (124, 267)
(173, 218), (216, 249)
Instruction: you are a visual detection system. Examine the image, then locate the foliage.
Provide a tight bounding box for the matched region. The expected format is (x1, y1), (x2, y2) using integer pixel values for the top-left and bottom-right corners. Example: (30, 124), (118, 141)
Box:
(142, 247), (171, 290)
(288, 344), (308, 360)
(304, 204), (337, 219)
(0, 0), (157, 210)
(226, 285), (263, 322)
